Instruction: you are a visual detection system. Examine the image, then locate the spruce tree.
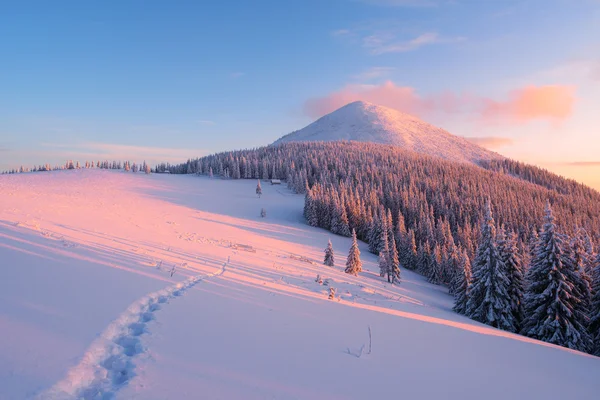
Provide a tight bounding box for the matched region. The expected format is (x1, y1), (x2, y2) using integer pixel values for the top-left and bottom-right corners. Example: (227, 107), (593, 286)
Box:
(466, 201), (516, 332)
(379, 229), (390, 277)
(388, 236), (401, 284)
(566, 228), (593, 352)
(345, 229), (362, 276)
(427, 244), (444, 285)
(452, 249), (471, 315)
(497, 226), (525, 330)
(590, 253), (600, 356)
(324, 240), (335, 267)
(521, 202), (591, 352)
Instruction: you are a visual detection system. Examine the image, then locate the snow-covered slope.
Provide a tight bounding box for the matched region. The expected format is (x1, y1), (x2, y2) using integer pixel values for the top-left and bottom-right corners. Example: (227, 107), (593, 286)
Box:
(0, 170), (598, 399)
(274, 101), (502, 164)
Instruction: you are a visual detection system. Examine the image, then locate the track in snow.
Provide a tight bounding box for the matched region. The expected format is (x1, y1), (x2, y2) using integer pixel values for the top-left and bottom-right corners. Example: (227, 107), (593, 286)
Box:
(40, 264), (227, 400)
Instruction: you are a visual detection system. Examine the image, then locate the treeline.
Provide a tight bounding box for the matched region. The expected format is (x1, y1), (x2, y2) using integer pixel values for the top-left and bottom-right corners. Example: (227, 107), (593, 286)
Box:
(168, 141), (600, 249)
(1, 160), (152, 174)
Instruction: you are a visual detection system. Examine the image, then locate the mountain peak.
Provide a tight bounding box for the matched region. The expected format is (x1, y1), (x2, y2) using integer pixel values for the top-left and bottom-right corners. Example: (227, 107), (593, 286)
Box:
(273, 101), (502, 164)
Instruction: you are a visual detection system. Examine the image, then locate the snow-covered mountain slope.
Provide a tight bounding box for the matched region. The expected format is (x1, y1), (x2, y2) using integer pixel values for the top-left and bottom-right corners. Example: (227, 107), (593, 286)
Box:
(274, 101), (502, 164)
(0, 170), (598, 399)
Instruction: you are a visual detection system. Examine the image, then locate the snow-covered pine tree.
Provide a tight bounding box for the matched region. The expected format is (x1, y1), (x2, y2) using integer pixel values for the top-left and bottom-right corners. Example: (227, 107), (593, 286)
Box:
(404, 229), (418, 270)
(590, 253), (600, 356)
(345, 229), (362, 276)
(497, 226), (525, 330)
(144, 162), (151, 174)
(452, 248), (472, 315)
(379, 229), (390, 277)
(466, 201), (515, 332)
(417, 241), (431, 276)
(446, 246), (463, 295)
(566, 227), (593, 352)
(256, 180), (262, 198)
(324, 240), (335, 267)
(388, 235), (401, 284)
(427, 244), (444, 285)
(378, 251), (388, 278)
(521, 202), (592, 352)
(367, 214), (383, 254)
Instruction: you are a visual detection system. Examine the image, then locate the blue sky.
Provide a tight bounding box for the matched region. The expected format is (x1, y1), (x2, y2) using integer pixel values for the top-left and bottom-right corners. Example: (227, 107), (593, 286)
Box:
(1, 1), (599, 187)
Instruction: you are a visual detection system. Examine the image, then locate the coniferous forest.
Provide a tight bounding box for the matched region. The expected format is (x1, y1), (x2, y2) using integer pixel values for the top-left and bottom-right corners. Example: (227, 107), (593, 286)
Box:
(167, 141), (600, 354)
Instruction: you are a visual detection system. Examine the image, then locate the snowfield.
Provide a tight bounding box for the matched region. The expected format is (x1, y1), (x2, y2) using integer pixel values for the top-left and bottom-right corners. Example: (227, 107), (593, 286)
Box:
(0, 170), (598, 399)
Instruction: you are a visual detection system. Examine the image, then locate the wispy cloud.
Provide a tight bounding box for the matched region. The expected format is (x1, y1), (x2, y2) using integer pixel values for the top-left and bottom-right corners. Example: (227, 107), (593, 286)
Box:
(303, 80), (576, 125)
(0, 146), (9, 152)
(365, 32), (465, 55)
(464, 137), (514, 149)
(230, 72), (245, 79)
(353, 66), (396, 81)
(332, 29), (351, 37)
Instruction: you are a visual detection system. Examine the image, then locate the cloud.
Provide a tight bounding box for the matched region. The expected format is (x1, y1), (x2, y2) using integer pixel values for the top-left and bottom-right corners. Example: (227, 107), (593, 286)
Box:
(332, 29), (351, 36)
(353, 66), (396, 81)
(482, 85), (575, 123)
(304, 81), (425, 118)
(303, 81), (576, 124)
(0, 146), (8, 152)
(364, 32), (465, 55)
(464, 137), (514, 149)
(230, 72), (245, 79)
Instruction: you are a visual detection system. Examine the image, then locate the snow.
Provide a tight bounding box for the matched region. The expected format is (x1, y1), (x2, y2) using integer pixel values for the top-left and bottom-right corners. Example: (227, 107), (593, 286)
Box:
(0, 169), (598, 399)
(273, 101), (503, 164)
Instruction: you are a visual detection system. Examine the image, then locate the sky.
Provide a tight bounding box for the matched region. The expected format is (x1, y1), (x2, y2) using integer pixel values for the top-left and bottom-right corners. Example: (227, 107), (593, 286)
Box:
(1, 0), (599, 189)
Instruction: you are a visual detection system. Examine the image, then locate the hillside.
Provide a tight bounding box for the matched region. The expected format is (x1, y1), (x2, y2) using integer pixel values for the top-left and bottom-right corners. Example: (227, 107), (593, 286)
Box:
(1, 170), (598, 399)
(273, 101), (502, 164)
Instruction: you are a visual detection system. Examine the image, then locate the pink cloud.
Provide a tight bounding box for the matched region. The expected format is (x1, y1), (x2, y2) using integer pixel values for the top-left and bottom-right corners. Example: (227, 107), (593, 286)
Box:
(303, 81), (427, 118)
(304, 81), (576, 124)
(482, 85), (575, 122)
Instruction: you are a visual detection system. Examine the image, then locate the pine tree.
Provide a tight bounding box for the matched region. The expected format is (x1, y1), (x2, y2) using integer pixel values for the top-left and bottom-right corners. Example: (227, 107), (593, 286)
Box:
(324, 240), (335, 267)
(427, 244), (444, 285)
(345, 229), (362, 276)
(379, 229), (390, 277)
(521, 202), (592, 352)
(466, 201), (516, 332)
(453, 249), (472, 315)
(566, 227), (593, 352)
(256, 180), (262, 198)
(388, 236), (401, 284)
(497, 226), (525, 330)
(404, 229), (417, 270)
(590, 253), (600, 356)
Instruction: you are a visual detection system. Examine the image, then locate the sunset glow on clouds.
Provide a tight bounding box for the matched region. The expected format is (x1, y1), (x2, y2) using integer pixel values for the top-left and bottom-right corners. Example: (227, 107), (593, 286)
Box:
(482, 85), (576, 123)
(304, 81), (576, 125)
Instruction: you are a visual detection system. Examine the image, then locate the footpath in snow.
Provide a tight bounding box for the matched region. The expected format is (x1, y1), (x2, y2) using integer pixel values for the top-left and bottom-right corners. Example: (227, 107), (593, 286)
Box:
(0, 170), (598, 399)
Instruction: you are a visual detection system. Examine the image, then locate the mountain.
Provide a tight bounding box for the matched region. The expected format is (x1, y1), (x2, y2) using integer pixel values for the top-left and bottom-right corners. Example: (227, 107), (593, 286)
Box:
(273, 101), (502, 164)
